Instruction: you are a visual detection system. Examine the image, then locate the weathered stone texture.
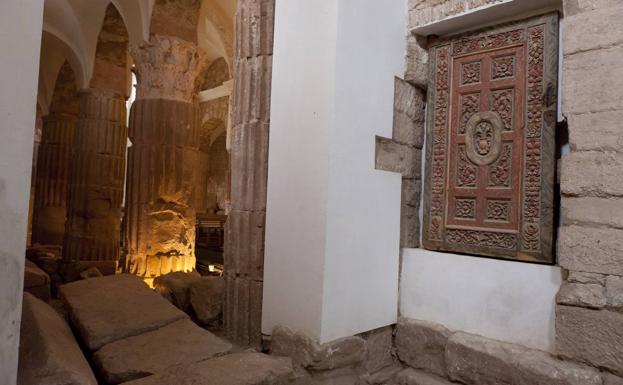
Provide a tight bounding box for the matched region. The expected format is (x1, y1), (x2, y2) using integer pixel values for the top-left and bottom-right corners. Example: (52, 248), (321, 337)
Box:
(235, 0), (275, 59)
(605, 373), (623, 385)
(59, 274), (187, 350)
(375, 138), (422, 179)
(394, 368), (455, 385)
(130, 36), (206, 102)
(63, 89), (127, 269)
(563, 0), (622, 16)
(401, 179), (422, 248)
(224, 275), (263, 347)
(563, 197), (623, 229)
(408, 0), (502, 28)
(556, 305), (623, 376)
(568, 271), (607, 285)
(561, 152), (623, 197)
(393, 78), (425, 148)
(405, 34), (428, 89)
(568, 110), (623, 152)
(446, 331), (602, 385)
(606, 275), (623, 308)
(18, 293), (97, 385)
(189, 276), (226, 324)
(361, 327), (395, 373)
(396, 318), (450, 377)
(93, 319), (232, 384)
(556, 282), (606, 309)
(153, 271), (201, 312)
(562, 45), (623, 116)
(562, 4), (623, 55)
(271, 326), (366, 372)
(121, 352), (294, 385)
(23, 260), (51, 302)
(558, 225), (623, 276)
(123, 99), (199, 280)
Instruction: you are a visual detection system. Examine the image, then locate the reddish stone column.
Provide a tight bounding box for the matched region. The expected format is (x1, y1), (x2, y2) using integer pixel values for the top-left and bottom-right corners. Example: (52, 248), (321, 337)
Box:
(123, 36), (204, 282)
(63, 89), (127, 274)
(225, 0), (275, 347)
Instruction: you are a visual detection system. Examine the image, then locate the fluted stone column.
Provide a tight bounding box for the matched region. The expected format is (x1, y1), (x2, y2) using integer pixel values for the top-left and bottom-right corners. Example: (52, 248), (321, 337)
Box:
(63, 89), (127, 274)
(123, 36), (204, 282)
(27, 109), (43, 246)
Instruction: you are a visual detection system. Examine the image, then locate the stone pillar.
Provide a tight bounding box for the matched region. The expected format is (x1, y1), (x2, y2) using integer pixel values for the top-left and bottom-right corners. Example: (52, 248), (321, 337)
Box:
(27, 109), (43, 246)
(123, 36), (203, 282)
(63, 89), (127, 275)
(225, 0), (275, 347)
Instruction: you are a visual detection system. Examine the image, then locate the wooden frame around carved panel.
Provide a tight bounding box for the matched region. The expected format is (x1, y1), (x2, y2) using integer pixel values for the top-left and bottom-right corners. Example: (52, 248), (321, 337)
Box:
(422, 13), (558, 263)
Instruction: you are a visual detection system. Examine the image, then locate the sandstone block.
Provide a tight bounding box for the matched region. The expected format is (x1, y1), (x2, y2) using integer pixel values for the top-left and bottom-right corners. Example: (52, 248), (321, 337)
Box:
(79, 266), (103, 279)
(568, 110), (623, 153)
(393, 78), (425, 147)
(93, 318), (232, 384)
(23, 260), (51, 302)
(121, 352), (294, 385)
(606, 275), (623, 308)
(189, 276), (226, 324)
(271, 326), (366, 372)
(561, 151), (623, 197)
(361, 326), (394, 373)
(563, 197), (623, 229)
(563, 5), (623, 55)
(605, 373), (623, 385)
(405, 34), (428, 89)
(18, 293), (97, 385)
(375, 137), (422, 179)
(513, 349), (602, 385)
(563, 0), (621, 16)
(358, 365), (402, 385)
(568, 271), (606, 285)
(393, 368), (455, 385)
(396, 318), (451, 377)
(59, 274), (187, 350)
(556, 305), (623, 376)
(446, 332), (525, 385)
(559, 225), (623, 276)
(563, 46), (623, 115)
(401, 180), (421, 248)
(153, 271), (201, 312)
(556, 282), (606, 309)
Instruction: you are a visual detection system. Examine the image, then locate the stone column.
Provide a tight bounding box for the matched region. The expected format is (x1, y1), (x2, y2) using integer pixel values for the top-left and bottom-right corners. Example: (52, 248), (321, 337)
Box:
(32, 113), (77, 246)
(62, 89), (127, 275)
(123, 36), (203, 282)
(27, 109), (43, 246)
(225, 0), (275, 347)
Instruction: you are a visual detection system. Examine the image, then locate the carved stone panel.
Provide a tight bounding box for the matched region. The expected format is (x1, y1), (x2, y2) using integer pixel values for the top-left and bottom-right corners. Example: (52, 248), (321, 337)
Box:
(423, 14), (558, 263)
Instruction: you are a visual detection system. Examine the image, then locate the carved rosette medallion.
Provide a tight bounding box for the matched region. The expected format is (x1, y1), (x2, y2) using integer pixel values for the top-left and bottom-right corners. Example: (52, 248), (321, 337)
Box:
(424, 14), (557, 263)
(465, 111), (503, 166)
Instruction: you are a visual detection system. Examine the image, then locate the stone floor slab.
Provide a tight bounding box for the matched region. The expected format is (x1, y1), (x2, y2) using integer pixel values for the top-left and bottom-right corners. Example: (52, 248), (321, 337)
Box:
(59, 274), (187, 350)
(93, 318), (233, 384)
(120, 352), (294, 385)
(18, 293), (97, 385)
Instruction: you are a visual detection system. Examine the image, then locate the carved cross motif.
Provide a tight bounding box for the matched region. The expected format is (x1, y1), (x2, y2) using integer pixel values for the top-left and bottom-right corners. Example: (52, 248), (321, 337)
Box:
(423, 14), (558, 263)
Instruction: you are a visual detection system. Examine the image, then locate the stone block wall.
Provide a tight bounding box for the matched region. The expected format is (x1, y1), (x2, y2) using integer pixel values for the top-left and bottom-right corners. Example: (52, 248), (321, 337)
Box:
(400, 0), (623, 381)
(557, 0), (623, 377)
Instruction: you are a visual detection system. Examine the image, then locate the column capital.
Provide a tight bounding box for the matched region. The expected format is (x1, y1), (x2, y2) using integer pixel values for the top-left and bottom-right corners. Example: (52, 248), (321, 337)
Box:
(130, 35), (208, 103)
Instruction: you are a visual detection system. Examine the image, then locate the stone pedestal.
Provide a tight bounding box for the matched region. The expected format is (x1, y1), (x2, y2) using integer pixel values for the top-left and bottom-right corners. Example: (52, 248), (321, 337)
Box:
(123, 99), (200, 280)
(123, 36), (204, 281)
(63, 89), (127, 274)
(32, 113), (76, 246)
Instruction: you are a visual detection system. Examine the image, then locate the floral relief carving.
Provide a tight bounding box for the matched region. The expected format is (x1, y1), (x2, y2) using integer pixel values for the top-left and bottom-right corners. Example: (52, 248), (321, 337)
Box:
(455, 198), (476, 219)
(461, 61), (482, 84)
(492, 55), (515, 79)
(456, 145), (478, 187)
(459, 93), (480, 135)
(453, 29), (525, 56)
(446, 229), (516, 249)
(488, 143), (512, 187)
(486, 199), (511, 222)
(491, 88), (514, 131)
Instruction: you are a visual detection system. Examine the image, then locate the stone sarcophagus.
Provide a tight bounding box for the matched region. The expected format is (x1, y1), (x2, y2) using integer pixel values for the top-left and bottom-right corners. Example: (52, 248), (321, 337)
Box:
(423, 14), (559, 263)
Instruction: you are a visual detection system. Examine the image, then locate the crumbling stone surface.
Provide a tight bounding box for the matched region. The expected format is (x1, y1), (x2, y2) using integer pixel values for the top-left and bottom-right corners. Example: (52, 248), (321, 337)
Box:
(405, 34), (428, 89)
(120, 352), (294, 385)
(18, 293), (97, 385)
(558, 225), (623, 276)
(93, 318), (232, 384)
(189, 276), (226, 324)
(563, 197), (623, 229)
(23, 260), (51, 301)
(358, 366), (402, 385)
(446, 331), (602, 385)
(375, 137), (422, 179)
(153, 271), (201, 312)
(556, 305), (623, 376)
(396, 318), (451, 377)
(271, 326), (365, 372)
(361, 326), (395, 373)
(561, 151), (623, 197)
(59, 274), (187, 350)
(556, 282), (607, 309)
(393, 368), (455, 385)
(605, 373), (623, 385)
(567, 110), (623, 153)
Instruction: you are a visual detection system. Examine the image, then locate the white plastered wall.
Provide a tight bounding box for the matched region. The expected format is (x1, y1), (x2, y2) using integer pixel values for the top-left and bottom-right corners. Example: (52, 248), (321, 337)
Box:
(400, 0), (563, 352)
(263, 0), (406, 343)
(0, 0), (45, 383)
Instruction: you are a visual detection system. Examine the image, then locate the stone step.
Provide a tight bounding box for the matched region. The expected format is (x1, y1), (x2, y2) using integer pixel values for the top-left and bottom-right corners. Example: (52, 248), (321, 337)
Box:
(18, 293), (97, 385)
(120, 352), (295, 385)
(59, 274), (187, 350)
(93, 318), (233, 384)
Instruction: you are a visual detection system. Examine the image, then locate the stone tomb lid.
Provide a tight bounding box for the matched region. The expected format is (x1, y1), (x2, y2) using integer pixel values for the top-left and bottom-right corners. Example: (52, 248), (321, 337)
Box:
(59, 274), (188, 351)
